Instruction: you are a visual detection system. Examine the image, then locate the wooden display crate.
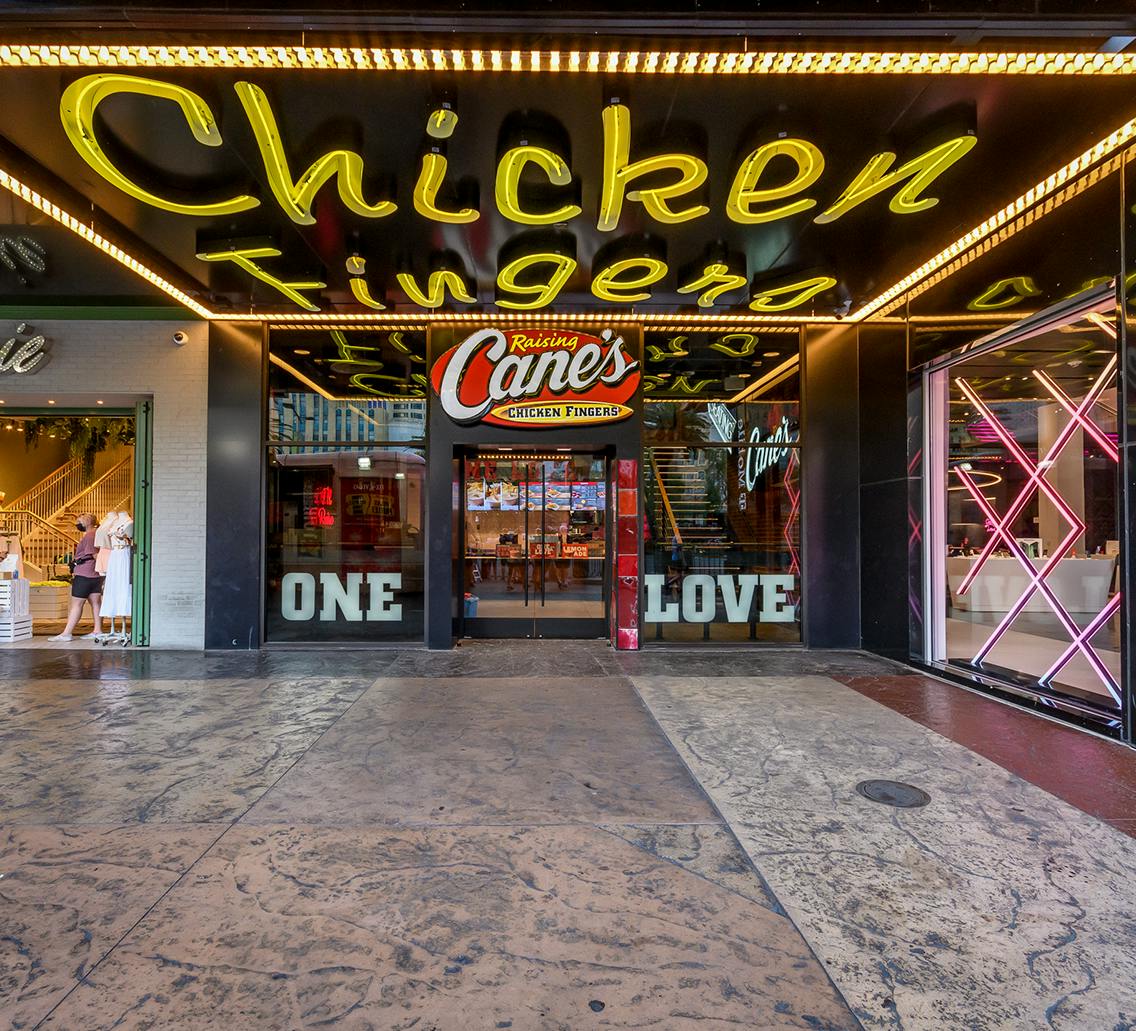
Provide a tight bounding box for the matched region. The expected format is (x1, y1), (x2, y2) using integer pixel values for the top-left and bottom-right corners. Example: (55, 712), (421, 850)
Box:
(28, 583), (70, 620)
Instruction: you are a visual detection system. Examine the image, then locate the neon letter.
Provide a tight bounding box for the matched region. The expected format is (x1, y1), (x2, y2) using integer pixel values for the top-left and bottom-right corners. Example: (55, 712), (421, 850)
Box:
(591, 257), (668, 302)
(495, 252), (577, 309)
(396, 269), (477, 307)
(495, 146), (582, 225)
(235, 81), (396, 226)
(597, 104), (708, 231)
(414, 153), (479, 223)
(677, 263), (748, 307)
(196, 246), (325, 311)
(60, 74), (258, 217)
(967, 276), (1041, 311)
(345, 255), (386, 310)
(815, 135), (977, 223)
(727, 139), (824, 224)
(749, 275), (836, 313)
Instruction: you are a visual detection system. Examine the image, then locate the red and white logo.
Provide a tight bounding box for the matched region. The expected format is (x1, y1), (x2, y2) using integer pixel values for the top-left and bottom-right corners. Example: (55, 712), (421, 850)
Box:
(431, 327), (639, 428)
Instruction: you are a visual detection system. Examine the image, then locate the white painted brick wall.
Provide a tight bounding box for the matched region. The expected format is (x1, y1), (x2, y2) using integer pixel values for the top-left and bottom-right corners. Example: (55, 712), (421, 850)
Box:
(1, 320), (209, 648)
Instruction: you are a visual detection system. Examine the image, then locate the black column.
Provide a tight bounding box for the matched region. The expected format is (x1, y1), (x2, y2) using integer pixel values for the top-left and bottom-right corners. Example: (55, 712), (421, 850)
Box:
(204, 320), (265, 650)
(857, 324), (911, 660)
(802, 325), (861, 648)
(424, 444), (456, 650)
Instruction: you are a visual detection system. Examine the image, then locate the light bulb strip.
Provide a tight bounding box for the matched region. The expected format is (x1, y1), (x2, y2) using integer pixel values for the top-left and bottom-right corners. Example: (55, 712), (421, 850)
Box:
(0, 168), (211, 318)
(2, 44), (1136, 76)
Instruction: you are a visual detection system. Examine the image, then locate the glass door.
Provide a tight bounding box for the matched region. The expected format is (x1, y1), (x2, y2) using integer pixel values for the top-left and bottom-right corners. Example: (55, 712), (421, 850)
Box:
(461, 451), (609, 638)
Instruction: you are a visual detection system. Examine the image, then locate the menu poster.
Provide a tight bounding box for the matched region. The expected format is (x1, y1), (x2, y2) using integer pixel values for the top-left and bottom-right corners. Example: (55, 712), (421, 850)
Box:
(570, 481), (607, 511)
(467, 479), (521, 510)
(466, 478), (487, 511)
(544, 481), (571, 511)
(526, 482), (543, 510)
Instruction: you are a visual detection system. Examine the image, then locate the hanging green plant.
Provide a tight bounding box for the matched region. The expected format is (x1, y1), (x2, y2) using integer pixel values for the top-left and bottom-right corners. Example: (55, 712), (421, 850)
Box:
(23, 417), (134, 477)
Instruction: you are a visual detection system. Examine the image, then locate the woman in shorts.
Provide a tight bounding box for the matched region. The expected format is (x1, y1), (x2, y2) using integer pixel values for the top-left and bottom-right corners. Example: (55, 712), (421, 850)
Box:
(49, 512), (103, 642)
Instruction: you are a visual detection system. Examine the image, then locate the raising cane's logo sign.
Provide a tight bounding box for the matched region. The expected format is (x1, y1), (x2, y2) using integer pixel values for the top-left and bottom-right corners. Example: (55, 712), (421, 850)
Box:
(431, 327), (639, 428)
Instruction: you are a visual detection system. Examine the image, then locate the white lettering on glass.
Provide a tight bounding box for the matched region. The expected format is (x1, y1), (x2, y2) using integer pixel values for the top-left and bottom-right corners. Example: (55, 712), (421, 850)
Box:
(644, 573), (796, 623)
(644, 574), (679, 622)
(320, 572), (364, 621)
(681, 574), (717, 622)
(758, 574), (794, 622)
(366, 572), (402, 620)
(281, 571), (403, 621)
(281, 572), (316, 620)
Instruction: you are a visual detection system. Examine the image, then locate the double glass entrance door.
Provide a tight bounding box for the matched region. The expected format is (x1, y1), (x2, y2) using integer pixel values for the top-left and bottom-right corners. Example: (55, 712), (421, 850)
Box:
(462, 451), (609, 638)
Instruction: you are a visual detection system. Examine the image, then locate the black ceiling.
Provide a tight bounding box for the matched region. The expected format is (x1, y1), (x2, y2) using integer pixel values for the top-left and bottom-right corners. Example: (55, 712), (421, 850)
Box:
(0, 56), (1131, 321)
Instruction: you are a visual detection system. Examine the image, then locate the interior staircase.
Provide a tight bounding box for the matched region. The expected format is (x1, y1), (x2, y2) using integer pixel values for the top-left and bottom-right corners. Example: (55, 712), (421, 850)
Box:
(0, 448), (134, 579)
(647, 446), (722, 547)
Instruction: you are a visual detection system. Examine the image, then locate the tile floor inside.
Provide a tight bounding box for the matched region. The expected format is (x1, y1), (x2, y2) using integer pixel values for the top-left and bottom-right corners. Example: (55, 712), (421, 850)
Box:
(1, 642), (1133, 1029)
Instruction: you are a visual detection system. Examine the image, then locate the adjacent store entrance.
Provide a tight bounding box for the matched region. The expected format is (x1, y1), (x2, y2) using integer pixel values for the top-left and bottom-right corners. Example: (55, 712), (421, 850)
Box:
(460, 449), (609, 639)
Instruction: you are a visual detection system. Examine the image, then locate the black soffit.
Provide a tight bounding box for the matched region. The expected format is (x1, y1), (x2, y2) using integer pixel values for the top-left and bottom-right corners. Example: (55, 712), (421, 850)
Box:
(0, 46), (1133, 322)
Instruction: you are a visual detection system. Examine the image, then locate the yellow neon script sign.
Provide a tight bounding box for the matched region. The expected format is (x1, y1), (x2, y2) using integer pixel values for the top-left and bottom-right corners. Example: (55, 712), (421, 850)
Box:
(60, 74), (977, 232)
(967, 275), (1041, 310)
(597, 104), (709, 231)
(496, 253), (578, 309)
(815, 135), (977, 223)
(196, 246), (326, 310)
(749, 275), (836, 312)
(60, 74), (258, 217)
(235, 82), (397, 226)
(495, 146), (582, 225)
(727, 139), (824, 224)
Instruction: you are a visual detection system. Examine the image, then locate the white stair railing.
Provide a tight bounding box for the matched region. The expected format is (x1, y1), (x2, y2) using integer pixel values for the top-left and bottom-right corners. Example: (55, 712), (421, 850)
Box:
(2, 455), (86, 520)
(59, 457), (134, 525)
(0, 508), (78, 575)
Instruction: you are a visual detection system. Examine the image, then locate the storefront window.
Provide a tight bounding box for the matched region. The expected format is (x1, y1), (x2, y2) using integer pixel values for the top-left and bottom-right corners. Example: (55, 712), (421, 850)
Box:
(643, 361), (802, 642)
(265, 330), (427, 643)
(928, 299), (1121, 713)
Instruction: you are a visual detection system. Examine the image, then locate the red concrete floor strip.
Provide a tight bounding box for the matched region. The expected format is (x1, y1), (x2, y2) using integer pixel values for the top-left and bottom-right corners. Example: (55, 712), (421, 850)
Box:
(837, 673), (1136, 838)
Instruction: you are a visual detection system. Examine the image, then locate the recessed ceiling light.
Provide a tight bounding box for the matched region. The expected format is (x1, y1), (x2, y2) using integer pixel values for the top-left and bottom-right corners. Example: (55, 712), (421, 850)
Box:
(96, 399), (104, 405)
(294, 349), (311, 355)
(762, 351), (779, 357)
(47, 399), (55, 404)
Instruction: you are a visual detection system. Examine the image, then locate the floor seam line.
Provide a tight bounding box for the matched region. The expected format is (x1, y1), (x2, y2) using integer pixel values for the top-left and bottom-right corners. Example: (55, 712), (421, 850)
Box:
(627, 676), (869, 1031)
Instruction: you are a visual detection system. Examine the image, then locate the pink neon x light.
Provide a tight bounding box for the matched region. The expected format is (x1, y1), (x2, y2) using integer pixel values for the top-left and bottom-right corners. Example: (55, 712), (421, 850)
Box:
(954, 357), (1115, 595)
(1041, 593), (1121, 687)
(951, 359), (1121, 703)
(783, 448), (801, 579)
(1033, 369), (1119, 461)
(954, 467), (1120, 701)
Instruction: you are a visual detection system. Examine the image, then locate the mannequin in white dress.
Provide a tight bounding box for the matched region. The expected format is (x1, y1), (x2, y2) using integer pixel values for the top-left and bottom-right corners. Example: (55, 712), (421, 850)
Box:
(100, 511), (133, 645)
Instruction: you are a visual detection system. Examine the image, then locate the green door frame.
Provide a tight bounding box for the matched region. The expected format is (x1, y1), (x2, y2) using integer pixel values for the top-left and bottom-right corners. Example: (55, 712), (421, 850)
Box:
(2, 403), (152, 646)
(132, 399), (153, 646)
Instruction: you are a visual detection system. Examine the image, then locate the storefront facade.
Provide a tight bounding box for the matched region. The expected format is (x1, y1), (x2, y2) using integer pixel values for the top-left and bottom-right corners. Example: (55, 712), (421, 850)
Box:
(0, 12), (1133, 742)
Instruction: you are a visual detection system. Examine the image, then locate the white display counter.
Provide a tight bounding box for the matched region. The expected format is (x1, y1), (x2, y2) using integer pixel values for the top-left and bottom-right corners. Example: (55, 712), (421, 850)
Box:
(947, 555), (1115, 613)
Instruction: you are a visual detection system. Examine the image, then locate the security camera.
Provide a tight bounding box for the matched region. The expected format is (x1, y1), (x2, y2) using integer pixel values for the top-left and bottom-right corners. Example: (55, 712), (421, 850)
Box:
(172, 330), (189, 346)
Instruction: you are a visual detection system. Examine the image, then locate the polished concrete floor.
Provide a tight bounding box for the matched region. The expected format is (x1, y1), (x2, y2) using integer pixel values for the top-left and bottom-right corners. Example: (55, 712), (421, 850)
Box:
(2, 643), (1134, 1029)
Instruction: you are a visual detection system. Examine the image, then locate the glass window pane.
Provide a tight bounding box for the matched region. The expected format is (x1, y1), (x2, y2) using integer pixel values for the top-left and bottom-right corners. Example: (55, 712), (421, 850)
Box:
(265, 445), (424, 642)
(939, 307), (1120, 709)
(644, 445), (801, 642)
(268, 330), (427, 443)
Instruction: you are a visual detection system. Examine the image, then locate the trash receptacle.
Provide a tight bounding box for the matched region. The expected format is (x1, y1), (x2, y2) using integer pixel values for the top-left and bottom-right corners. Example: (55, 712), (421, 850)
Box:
(463, 593), (479, 618)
